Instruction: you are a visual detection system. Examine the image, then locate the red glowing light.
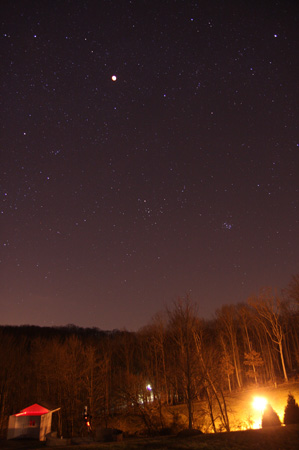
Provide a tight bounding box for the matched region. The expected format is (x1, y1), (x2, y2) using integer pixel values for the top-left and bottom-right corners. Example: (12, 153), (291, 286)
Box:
(14, 404), (49, 416)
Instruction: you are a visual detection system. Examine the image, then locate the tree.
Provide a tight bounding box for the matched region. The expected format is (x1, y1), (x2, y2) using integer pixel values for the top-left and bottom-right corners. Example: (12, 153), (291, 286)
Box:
(193, 328), (230, 432)
(243, 350), (264, 384)
(262, 404), (281, 427)
(284, 394), (299, 425)
(148, 313), (169, 405)
(216, 305), (243, 389)
(286, 274), (299, 305)
(0, 331), (29, 434)
(252, 321), (276, 384)
(238, 304), (264, 385)
(167, 297), (200, 429)
(220, 351), (234, 393)
(248, 289), (288, 382)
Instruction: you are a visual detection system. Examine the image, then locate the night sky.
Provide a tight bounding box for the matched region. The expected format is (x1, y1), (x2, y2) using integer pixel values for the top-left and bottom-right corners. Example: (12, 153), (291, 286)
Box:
(1, 0), (298, 331)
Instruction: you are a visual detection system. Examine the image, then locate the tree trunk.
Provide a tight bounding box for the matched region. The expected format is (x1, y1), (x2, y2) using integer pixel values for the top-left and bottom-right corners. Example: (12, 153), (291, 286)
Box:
(278, 340), (288, 382)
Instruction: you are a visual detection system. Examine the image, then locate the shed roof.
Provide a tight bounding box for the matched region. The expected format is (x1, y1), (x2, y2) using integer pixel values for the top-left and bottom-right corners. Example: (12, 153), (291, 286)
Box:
(15, 403), (50, 416)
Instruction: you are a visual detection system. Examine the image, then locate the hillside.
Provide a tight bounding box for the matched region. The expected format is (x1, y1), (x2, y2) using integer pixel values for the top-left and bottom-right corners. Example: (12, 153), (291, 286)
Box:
(101, 381), (299, 434)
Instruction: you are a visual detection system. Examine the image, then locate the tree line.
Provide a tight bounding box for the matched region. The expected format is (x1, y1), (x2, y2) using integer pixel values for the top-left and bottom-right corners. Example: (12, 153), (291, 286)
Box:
(0, 274), (298, 437)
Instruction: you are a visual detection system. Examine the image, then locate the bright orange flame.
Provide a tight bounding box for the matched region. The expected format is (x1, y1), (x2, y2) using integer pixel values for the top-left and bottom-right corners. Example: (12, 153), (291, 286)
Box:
(252, 396), (267, 411)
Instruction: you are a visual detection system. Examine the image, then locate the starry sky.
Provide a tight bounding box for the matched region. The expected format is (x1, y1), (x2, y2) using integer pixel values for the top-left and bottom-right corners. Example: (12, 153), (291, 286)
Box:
(1, 0), (298, 331)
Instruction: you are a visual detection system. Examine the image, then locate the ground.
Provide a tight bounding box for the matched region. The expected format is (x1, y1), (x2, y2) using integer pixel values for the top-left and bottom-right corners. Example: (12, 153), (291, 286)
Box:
(1, 426), (299, 450)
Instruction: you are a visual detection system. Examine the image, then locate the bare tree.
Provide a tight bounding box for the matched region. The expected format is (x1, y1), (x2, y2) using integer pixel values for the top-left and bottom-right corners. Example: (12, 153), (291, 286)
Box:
(285, 274), (299, 305)
(216, 305), (243, 389)
(248, 289), (288, 382)
(220, 346), (234, 393)
(167, 297), (199, 429)
(0, 332), (28, 434)
(148, 313), (169, 405)
(193, 328), (230, 432)
(238, 305), (264, 384)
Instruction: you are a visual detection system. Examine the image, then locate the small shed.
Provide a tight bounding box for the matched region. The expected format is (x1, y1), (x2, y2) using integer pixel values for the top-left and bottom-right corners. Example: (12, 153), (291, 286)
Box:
(7, 403), (60, 441)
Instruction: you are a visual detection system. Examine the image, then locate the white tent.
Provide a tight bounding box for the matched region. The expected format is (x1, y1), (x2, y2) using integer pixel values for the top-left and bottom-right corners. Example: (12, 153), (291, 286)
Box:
(7, 403), (60, 441)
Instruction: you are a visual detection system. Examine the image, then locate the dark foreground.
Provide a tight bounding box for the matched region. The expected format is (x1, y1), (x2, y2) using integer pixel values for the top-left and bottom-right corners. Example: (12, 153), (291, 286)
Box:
(1, 425), (299, 450)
